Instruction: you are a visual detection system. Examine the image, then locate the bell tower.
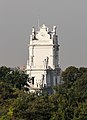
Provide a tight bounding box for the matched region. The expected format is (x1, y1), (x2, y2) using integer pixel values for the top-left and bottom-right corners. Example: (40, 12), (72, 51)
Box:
(26, 24), (60, 94)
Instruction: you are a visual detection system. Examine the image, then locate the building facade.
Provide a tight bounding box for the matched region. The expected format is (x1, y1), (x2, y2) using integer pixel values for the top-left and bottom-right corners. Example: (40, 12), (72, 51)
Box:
(26, 24), (60, 94)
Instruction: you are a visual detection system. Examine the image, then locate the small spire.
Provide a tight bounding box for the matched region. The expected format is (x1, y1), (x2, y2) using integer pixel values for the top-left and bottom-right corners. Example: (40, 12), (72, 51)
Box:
(42, 24), (46, 29)
(37, 16), (40, 31)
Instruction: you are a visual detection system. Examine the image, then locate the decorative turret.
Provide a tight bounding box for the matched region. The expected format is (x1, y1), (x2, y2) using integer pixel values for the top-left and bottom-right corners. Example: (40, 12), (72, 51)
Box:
(53, 26), (57, 34)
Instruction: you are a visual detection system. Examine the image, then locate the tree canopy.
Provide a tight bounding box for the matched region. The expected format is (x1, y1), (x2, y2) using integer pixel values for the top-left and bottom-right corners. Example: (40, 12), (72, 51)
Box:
(0, 66), (87, 120)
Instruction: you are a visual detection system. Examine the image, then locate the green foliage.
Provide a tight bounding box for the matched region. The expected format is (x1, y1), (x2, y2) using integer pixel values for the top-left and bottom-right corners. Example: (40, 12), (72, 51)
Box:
(0, 66), (28, 89)
(0, 66), (87, 120)
(62, 66), (79, 84)
(0, 66), (28, 120)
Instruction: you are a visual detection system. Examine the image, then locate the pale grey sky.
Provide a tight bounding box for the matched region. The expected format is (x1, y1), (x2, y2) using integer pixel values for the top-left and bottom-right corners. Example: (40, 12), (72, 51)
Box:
(0, 0), (87, 70)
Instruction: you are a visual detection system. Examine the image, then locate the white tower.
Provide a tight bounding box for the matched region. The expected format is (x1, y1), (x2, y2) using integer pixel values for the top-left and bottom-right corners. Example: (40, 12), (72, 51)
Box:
(26, 24), (60, 94)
